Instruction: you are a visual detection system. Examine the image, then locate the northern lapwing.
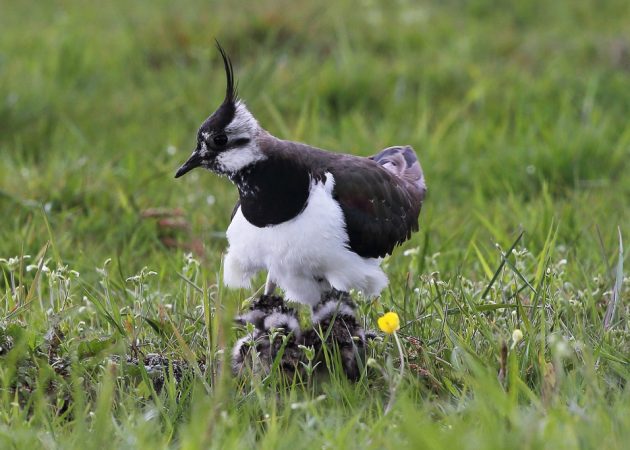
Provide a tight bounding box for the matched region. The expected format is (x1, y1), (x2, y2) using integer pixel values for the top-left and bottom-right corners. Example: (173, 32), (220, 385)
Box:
(175, 44), (427, 308)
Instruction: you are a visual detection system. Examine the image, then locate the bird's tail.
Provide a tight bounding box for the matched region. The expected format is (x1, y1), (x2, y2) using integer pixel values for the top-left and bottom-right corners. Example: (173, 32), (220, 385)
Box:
(371, 145), (427, 195)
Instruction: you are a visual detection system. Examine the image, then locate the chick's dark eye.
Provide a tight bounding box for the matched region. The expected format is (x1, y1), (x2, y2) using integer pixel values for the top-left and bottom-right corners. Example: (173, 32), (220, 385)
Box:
(213, 134), (228, 146)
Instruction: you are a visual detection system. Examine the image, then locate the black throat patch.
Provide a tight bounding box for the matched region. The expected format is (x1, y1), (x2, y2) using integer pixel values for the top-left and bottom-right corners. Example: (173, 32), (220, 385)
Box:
(231, 157), (311, 227)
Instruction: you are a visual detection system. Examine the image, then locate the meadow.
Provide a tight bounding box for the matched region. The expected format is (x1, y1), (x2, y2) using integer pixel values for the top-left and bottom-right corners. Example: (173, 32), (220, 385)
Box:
(1, 0), (629, 448)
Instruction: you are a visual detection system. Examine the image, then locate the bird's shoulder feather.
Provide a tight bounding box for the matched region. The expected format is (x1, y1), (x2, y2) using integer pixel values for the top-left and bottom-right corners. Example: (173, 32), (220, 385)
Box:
(263, 137), (425, 258)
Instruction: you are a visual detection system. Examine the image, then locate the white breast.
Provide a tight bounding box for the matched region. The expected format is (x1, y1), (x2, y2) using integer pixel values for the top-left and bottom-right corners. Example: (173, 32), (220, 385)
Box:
(222, 173), (388, 306)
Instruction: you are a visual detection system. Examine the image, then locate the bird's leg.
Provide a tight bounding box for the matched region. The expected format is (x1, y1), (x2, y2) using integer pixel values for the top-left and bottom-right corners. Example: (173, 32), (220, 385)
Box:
(264, 274), (277, 296)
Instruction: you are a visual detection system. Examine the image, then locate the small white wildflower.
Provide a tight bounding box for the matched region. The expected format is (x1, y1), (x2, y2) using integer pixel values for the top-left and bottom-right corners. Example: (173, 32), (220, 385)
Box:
(96, 258), (112, 277)
(403, 247), (420, 256)
(126, 267), (157, 284)
(366, 358), (378, 368)
(166, 145), (177, 156)
(0, 255), (30, 272)
(290, 395), (326, 410)
(549, 334), (571, 359)
(27, 258), (51, 273)
(512, 329), (523, 344)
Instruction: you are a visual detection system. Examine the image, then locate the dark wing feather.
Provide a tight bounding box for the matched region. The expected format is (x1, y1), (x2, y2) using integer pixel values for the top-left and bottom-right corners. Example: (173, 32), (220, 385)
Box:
(330, 158), (424, 258)
(256, 135), (425, 258)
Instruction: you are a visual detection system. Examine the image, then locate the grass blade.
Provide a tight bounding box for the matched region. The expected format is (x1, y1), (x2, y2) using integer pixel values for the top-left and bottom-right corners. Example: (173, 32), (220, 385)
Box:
(604, 227), (624, 331)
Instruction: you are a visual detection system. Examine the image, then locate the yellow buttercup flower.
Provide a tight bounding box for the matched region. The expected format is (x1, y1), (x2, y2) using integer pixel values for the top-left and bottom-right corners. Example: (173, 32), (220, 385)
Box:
(378, 312), (400, 334)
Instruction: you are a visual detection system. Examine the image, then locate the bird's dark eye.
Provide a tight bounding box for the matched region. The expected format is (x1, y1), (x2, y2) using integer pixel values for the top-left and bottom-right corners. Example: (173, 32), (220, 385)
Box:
(213, 134), (228, 146)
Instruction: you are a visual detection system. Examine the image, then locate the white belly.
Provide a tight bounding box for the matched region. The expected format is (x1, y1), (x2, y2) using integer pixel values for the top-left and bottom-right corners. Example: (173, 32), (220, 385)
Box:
(223, 174), (388, 306)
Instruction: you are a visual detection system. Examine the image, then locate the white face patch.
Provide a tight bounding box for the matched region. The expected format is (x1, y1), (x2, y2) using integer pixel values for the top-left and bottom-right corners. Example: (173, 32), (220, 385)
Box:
(216, 146), (266, 173)
(215, 101), (266, 173)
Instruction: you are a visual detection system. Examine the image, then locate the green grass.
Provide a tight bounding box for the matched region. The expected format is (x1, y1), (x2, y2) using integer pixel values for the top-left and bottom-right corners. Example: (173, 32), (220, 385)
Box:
(1, 0), (629, 448)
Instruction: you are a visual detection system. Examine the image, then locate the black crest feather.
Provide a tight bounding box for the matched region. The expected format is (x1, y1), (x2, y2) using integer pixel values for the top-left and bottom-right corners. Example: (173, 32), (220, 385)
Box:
(215, 40), (237, 104)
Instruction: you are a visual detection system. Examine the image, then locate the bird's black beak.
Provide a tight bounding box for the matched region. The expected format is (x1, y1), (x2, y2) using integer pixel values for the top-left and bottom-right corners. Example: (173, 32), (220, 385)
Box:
(174, 151), (202, 178)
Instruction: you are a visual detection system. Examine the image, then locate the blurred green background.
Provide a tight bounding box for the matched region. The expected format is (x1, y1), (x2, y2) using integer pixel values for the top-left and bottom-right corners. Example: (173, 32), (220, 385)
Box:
(1, 0), (629, 448)
(2, 0), (628, 273)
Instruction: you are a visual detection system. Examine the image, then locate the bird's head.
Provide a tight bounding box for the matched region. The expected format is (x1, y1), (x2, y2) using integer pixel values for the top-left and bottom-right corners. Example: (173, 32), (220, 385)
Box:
(175, 43), (264, 179)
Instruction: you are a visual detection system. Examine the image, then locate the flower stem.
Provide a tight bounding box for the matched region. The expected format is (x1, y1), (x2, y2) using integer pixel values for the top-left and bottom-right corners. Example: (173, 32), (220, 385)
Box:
(384, 331), (405, 415)
(394, 331), (405, 378)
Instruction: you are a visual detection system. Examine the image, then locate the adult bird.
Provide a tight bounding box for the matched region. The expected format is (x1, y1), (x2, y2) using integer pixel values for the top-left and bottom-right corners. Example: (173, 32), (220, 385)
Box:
(175, 44), (427, 308)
